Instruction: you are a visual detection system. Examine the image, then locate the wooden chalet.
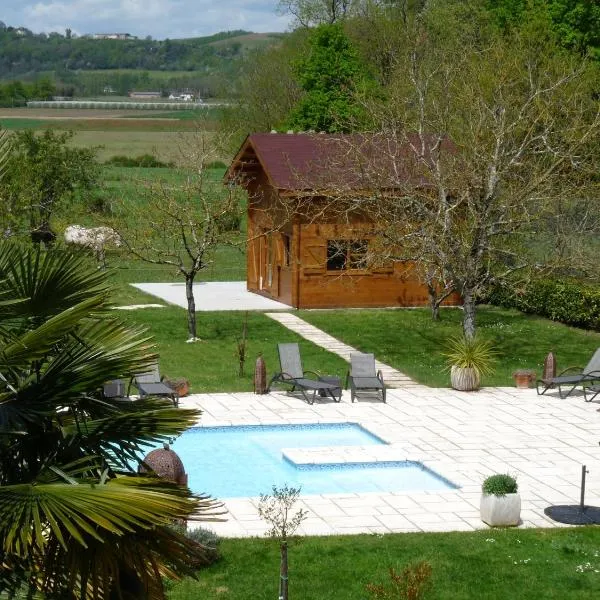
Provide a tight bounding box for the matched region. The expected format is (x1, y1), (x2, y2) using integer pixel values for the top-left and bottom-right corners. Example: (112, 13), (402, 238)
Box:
(226, 132), (461, 309)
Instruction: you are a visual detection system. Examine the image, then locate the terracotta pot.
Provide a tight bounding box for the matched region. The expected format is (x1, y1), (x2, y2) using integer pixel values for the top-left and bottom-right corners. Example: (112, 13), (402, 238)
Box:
(450, 365), (480, 391)
(164, 378), (190, 398)
(512, 370), (536, 389)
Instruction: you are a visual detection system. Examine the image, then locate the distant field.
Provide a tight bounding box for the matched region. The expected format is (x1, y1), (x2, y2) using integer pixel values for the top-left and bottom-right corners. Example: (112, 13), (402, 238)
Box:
(70, 130), (216, 164)
(0, 108), (166, 118)
(0, 106), (225, 161)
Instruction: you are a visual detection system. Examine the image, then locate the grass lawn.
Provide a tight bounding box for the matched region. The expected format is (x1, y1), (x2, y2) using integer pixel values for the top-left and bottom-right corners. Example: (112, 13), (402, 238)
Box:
(299, 307), (600, 387)
(115, 304), (348, 393)
(167, 528), (600, 599)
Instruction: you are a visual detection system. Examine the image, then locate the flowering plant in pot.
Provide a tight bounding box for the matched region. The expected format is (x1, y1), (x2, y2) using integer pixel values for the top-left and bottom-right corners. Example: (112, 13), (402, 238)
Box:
(480, 474), (521, 527)
(444, 336), (496, 391)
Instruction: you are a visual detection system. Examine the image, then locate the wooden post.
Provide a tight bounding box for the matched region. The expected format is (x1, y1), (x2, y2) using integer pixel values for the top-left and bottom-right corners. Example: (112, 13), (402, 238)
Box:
(254, 353), (267, 394)
(542, 351), (556, 382)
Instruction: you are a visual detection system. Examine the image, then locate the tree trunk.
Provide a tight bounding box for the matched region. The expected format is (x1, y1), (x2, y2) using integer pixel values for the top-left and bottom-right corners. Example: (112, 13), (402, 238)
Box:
(279, 540), (288, 600)
(427, 283), (440, 321)
(462, 288), (477, 340)
(185, 274), (197, 340)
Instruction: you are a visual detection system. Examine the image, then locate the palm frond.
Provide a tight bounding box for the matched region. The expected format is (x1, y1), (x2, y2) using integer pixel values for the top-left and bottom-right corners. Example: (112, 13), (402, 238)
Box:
(0, 243), (110, 325)
(0, 129), (12, 183)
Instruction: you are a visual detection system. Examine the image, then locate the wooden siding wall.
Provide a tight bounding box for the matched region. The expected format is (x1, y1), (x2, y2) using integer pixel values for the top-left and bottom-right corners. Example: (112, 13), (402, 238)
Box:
(297, 223), (461, 309)
(246, 171), (295, 305)
(242, 168), (460, 310)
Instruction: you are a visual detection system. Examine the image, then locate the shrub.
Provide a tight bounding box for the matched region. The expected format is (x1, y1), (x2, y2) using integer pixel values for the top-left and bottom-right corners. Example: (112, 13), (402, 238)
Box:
(206, 160), (227, 169)
(366, 562), (433, 600)
(215, 210), (241, 233)
(184, 526), (221, 564)
(482, 474), (518, 496)
(485, 278), (600, 331)
(105, 154), (175, 168)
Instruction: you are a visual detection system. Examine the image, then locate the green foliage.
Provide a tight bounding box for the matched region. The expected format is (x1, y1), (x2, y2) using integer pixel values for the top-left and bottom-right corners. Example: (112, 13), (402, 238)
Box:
(0, 243), (222, 597)
(443, 336), (497, 377)
(105, 153), (175, 168)
(288, 23), (368, 132)
(3, 129), (100, 234)
(482, 474), (519, 496)
(486, 278), (600, 331)
(0, 77), (56, 107)
(486, 0), (600, 59)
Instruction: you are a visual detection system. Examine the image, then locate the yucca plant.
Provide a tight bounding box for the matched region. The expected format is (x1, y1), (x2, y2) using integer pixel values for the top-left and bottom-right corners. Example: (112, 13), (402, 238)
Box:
(0, 243), (224, 599)
(444, 335), (497, 391)
(444, 335), (497, 375)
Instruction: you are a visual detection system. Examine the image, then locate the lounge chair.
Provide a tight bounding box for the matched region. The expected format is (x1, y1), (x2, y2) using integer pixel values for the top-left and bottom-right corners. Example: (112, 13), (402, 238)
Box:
(103, 379), (128, 400)
(536, 348), (600, 399)
(584, 384), (600, 403)
(346, 353), (386, 403)
(129, 364), (179, 407)
(268, 343), (342, 404)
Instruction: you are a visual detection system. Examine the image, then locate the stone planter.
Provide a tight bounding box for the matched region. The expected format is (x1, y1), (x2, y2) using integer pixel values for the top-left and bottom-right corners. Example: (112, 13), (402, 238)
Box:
(450, 365), (480, 391)
(480, 493), (521, 527)
(512, 369), (536, 389)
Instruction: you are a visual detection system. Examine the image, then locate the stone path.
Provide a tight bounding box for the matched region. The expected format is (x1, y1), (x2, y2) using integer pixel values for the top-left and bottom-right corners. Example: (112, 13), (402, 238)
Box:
(265, 312), (414, 388)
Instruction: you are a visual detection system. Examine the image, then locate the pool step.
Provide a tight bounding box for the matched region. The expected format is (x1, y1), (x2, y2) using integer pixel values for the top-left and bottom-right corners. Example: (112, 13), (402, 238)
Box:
(282, 445), (416, 467)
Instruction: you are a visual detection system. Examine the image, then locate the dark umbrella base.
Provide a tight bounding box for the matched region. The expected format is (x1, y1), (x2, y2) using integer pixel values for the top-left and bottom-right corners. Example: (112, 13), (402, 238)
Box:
(544, 505), (600, 525)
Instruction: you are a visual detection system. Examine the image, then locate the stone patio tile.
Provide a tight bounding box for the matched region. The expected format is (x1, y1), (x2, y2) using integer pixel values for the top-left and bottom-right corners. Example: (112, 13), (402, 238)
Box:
(326, 515), (383, 528)
(420, 520), (477, 532)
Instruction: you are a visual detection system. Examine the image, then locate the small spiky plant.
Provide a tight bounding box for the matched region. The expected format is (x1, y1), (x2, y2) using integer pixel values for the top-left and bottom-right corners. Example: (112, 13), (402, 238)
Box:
(444, 335), (497, 377)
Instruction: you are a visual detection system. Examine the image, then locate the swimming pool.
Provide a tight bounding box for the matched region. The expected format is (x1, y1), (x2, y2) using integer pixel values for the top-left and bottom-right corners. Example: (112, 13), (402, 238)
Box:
(164, 423), (457, 498)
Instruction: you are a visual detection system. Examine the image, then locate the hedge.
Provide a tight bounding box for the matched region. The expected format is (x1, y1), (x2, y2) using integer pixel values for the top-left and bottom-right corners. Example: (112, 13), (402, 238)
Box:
(486, 278), (600, 331)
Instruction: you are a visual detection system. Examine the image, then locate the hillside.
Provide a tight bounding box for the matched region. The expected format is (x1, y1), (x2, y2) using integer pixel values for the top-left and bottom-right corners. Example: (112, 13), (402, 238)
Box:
(0, 27), (283, 76)
(0, 25), (283, 96)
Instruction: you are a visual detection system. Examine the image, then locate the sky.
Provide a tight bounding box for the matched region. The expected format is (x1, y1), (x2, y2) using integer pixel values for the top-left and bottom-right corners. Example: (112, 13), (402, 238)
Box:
(0, 0), (293, 40)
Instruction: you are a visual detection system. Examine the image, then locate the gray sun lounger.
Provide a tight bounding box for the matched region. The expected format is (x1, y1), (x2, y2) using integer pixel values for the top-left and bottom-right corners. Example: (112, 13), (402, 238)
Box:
(103, 379), (128, 400)
(346, 352), (386, 403)
(129, 364), (179, 407)
(536, 348), (600, 399)
(268, 343), (342, 404)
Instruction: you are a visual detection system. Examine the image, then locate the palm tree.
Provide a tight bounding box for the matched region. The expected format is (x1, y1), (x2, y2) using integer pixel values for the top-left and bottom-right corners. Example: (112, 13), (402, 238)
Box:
(0, 243), (224, 599)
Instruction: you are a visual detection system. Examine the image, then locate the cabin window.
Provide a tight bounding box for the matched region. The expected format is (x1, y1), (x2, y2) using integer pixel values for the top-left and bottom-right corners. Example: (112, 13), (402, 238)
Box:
(326, 240), (368, 271)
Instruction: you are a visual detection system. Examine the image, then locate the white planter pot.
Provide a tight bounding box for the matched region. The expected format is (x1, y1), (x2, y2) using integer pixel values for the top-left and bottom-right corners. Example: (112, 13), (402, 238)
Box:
(480, 493), (521, 527)
(450, 366), (480, 391)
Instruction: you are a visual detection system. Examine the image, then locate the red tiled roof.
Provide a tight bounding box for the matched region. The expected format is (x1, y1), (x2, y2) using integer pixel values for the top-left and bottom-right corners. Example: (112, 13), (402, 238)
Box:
(227, 132), (453, 192)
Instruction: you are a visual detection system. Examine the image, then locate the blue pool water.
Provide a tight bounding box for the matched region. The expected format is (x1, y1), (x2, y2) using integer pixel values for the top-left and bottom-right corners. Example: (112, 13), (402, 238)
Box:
(163, 423), (456, 498)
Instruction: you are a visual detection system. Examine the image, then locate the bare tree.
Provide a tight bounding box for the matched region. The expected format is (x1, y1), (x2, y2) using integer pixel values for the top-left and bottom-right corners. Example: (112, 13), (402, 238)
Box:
(360, 21), (600, 338)
(277, 16), (600, 338)
(278, 0), (355, 27)
(116, 133), (244, 341)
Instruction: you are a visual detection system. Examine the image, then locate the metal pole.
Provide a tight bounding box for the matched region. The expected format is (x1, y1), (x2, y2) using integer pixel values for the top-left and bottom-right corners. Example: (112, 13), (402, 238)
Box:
(580, 465), (589, 511)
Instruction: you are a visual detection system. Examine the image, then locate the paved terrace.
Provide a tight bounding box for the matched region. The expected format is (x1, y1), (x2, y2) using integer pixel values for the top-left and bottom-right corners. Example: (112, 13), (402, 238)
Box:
(179, 387), (600, 538)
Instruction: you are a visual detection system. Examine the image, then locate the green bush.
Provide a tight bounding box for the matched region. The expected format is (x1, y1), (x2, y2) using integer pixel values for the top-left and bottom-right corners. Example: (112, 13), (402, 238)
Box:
(205, 160), (227, 169)
(105, 154), (175, 168)
(486, 278), (600, 331)
(482, 474), (518, 496)
(169, 524), (221, 565)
